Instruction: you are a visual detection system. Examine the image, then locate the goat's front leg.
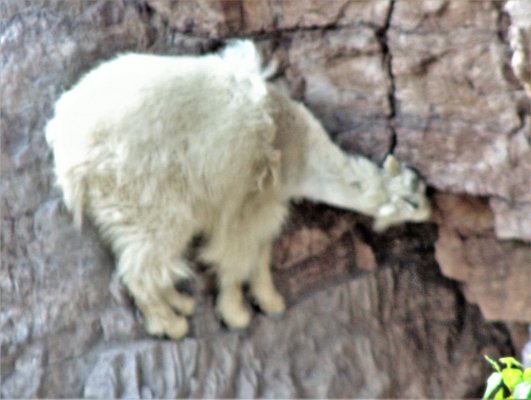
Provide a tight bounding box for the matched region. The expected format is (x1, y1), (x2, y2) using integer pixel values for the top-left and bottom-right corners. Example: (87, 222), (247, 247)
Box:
(201, 237), (254, 330)
(216, 274), (252, 330)
(249, 241), (286, 316)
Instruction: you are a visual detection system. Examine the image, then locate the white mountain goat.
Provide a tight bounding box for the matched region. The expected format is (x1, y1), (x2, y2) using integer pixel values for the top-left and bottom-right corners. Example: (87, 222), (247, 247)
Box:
(46, 41), (431, 339)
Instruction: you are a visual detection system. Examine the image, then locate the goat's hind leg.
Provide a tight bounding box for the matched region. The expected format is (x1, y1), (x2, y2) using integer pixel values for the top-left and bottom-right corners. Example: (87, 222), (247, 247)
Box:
(249, 241), (285, 316)
(118, 237), (196, 340)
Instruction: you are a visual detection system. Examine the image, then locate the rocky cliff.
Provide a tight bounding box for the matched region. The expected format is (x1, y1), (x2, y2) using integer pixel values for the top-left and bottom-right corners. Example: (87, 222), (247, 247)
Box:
(1, 0), (529, 397)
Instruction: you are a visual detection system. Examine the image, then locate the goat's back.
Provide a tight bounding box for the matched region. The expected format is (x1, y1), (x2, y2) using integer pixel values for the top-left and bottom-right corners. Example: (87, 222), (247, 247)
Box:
(46, 51), (280, 230)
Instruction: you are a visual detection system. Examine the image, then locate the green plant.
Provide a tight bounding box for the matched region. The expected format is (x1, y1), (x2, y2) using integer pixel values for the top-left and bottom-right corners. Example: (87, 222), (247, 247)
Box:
(483, 356), (531, 399)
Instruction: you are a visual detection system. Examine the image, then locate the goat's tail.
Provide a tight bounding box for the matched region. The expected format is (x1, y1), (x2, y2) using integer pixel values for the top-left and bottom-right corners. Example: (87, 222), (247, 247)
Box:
(220, 39), (277, 80)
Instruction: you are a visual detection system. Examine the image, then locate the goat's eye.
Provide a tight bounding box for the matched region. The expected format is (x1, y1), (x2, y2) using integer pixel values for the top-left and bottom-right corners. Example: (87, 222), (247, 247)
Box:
(404, 198), (419, 209)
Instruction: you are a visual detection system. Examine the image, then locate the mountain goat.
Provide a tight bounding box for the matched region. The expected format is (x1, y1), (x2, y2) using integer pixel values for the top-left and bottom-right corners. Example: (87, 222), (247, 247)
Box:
(46, 41), (431, 340)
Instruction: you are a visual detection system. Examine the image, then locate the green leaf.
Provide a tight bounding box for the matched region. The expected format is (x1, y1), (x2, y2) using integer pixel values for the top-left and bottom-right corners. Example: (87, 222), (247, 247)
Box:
(523, 369), (531, 383)
(499, 357), (524, 371)
(502, 368), (523, 392)
(486, 355), (502, 373)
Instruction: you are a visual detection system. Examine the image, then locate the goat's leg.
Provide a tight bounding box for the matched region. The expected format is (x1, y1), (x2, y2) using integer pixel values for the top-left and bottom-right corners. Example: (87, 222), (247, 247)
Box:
(249, 241), (285, 316)
(118, 236), (195, 340)
(134, 292), (190, 339)
(216, 277), (251, 330)
(160, 286), (196, 316)
(200, 236), (255, 330)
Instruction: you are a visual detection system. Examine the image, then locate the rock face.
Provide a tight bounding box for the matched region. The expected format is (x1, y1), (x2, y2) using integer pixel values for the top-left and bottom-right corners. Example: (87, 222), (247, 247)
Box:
(433, 194), (531, 322)
(1, 0), (528, 398)
(391, 0), (531, 243)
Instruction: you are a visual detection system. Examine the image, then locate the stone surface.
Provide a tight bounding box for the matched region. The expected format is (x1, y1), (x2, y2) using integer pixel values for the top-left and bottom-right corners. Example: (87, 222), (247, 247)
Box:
(284, 27), (393, 162)
(147, 0), (391, 37)
(433, 194), (531, 322)
(390, 0), (531, 241)
(82, 269), (508, 399)
(1, 0), (529, 398)
(505, 0), (531, 94)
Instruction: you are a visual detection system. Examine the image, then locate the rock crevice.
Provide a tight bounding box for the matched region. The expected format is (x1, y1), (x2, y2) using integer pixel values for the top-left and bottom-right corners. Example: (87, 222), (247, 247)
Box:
(1, 0), (529, 398)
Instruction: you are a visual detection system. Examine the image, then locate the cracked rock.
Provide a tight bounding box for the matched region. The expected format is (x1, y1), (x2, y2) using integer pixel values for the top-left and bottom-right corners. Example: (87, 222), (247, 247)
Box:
(1, 0), (527, 398)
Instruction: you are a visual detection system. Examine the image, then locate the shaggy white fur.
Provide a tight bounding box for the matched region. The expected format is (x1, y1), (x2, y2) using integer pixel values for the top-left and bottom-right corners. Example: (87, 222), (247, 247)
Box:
(46, 41), (431, 339)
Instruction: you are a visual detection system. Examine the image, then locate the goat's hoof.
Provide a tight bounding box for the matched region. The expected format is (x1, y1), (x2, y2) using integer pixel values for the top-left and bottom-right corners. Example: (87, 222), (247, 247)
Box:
(145, 313), (189, 340)
(179, 298), (197, 316)
(252, 292), (286, 317)
(216, 306), (251, 331)
(163, 289), (197, 316)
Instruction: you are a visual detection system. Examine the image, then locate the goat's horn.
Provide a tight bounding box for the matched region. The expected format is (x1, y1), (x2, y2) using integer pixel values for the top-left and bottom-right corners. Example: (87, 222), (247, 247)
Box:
(383, 155), (401, 176)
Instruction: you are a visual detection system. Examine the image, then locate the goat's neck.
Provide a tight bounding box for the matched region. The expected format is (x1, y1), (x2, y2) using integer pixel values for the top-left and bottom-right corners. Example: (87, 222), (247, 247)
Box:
(272, 89), (385, 214)
(288, 107), (388, 216)
(296, 123), (349, 200)
(269, 88), (347, 204)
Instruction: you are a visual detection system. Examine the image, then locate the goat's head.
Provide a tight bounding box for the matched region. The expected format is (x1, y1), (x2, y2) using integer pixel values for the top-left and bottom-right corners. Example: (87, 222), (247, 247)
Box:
(373, 155), (432, 232)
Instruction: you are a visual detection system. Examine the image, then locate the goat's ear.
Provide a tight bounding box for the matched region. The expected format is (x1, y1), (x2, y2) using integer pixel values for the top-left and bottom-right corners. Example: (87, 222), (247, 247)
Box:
(383, 154), (401, 176)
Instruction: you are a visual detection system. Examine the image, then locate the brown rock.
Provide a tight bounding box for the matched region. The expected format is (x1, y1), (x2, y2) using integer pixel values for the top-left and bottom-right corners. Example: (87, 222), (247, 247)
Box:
(272, 204), (356, 300)
(265, 0), (390, 30)
(391, 0), (499, 32)
(352, 234), (377, 272)
(283, 27), (392, 160)
(147, 0), (242, 37)
(505, 0), (531, 93)
(491, 197), (531, 241)
(391, 0), (531, 243)
(274, 227), (332, 270)
(461, 237), (531, 322)
(147, 0), (391, 37)
(434, 194), (531, 322)
(433, 193), (494, 235)
(0, 0), (525, 398)
(262, 0), (391, 35)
